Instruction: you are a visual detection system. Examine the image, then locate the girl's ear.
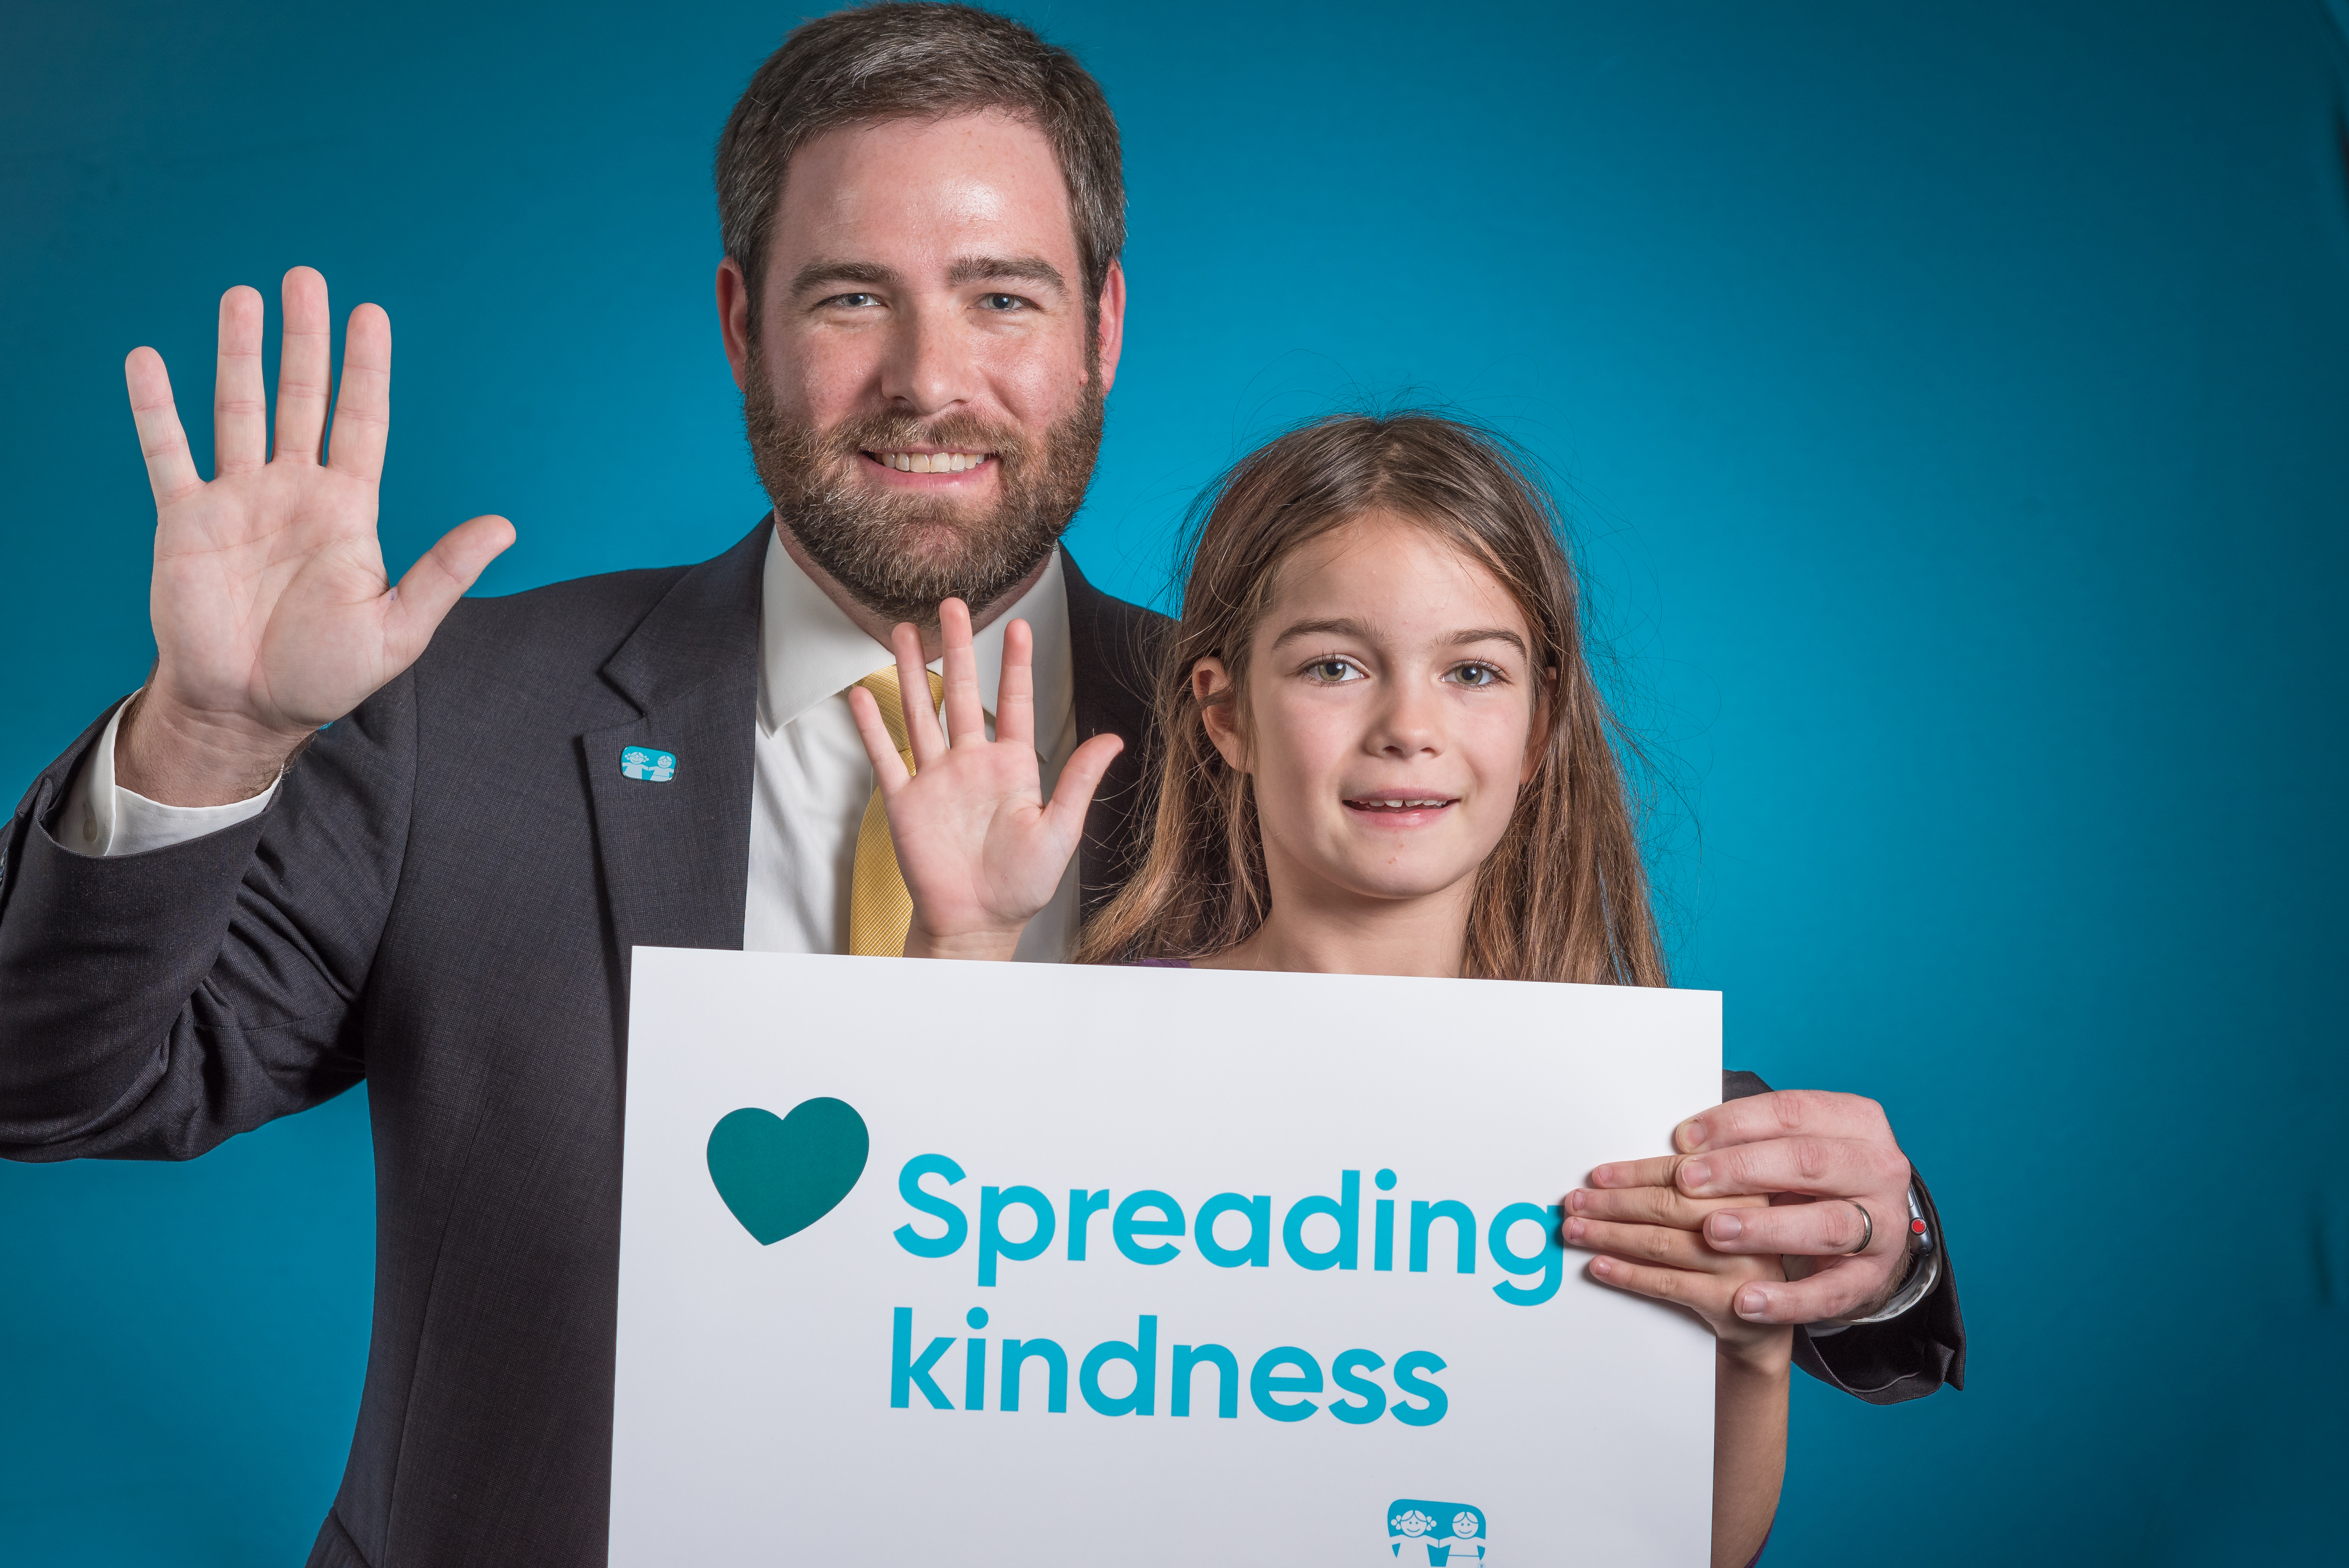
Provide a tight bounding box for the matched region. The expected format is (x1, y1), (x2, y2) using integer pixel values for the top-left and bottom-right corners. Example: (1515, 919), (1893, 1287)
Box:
(1193, 656), (1250, 772)
(1521, 665), (1559, 786)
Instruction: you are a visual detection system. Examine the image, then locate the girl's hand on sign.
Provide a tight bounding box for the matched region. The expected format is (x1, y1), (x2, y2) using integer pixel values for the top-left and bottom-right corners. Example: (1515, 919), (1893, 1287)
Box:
(847, 598), (1124, 961)
(1558, 1173), (1793, 1372)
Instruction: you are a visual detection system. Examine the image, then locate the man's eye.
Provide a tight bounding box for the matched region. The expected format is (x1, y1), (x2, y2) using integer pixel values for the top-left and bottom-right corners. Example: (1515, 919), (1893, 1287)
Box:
(1305, 659), (1362, 683)
(977, 293), (1027, 312)
(825, 293), (878, 309)
(1450, 662), (1503, 687)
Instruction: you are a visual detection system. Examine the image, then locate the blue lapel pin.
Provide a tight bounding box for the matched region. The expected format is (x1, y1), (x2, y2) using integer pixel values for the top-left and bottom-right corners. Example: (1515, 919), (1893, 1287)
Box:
(620, 746), (677, 782)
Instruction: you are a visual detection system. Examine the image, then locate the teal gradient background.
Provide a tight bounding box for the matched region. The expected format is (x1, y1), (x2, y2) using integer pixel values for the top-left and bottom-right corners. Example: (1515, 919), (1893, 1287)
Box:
(4, 2), (2345, 1561)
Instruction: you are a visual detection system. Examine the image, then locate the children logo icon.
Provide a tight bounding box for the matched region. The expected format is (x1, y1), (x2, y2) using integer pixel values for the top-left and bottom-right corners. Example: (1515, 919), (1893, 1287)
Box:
(1386, 1500), (1488, 1564)
(619, 746), (677, 782)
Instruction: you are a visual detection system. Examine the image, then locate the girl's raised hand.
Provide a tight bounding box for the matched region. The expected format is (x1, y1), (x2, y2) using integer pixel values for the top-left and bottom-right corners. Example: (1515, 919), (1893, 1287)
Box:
(846, 599), (1124, 960)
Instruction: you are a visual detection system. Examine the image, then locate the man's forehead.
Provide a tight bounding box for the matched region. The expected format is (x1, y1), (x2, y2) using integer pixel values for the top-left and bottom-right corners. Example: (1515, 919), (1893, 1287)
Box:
(770, 110), (1076, 273)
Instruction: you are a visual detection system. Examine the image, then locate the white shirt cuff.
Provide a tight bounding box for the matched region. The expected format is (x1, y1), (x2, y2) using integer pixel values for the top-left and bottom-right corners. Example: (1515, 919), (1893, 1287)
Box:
(57, 694), (278, 858)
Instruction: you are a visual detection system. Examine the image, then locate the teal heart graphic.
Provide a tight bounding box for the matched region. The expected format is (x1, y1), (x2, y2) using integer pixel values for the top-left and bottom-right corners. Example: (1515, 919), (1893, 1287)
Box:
(705, 1098), (870, 1245)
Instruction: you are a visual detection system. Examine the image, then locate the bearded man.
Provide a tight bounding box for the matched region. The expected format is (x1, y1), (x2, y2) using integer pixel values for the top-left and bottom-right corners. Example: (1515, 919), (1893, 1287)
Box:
(0, 5), (1962, 1564)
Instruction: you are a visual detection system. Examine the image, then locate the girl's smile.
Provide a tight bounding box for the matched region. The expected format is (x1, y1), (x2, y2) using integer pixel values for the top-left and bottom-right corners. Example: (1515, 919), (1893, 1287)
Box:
(1341, 794), (1459, 820)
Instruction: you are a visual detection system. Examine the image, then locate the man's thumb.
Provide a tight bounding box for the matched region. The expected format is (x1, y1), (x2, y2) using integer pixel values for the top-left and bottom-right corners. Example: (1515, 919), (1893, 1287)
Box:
(386, 515), (516, 659)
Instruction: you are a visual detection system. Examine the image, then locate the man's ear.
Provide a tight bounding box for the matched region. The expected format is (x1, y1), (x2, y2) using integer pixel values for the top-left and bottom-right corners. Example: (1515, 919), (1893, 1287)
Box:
(717, 257), (753, 393)
(1521, 666), (1559, 787)
(1194, 656), (1248, 771)
(1093, 260), (1126, 398)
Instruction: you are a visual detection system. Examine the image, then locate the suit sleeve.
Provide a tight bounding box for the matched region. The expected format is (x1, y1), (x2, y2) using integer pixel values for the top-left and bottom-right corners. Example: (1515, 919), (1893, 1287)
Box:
(1722, 1068), (1967, 1403)
(0, 678), (416, 1162)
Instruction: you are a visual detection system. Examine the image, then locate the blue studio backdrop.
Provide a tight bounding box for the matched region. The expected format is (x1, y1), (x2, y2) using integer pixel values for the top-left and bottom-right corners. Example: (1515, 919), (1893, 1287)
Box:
(4, 2), (2345, 1562)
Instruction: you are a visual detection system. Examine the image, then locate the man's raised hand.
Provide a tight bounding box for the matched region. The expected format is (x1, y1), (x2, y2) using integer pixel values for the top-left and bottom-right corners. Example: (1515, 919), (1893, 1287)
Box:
(847, 599), (1123, 960)
(1576, 1090), (1918, 1326)
(119, 267), (513, 804)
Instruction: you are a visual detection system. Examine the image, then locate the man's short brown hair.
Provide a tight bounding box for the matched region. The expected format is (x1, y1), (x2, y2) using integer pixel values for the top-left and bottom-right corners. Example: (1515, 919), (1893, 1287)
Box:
(715, 2), (1125, 333)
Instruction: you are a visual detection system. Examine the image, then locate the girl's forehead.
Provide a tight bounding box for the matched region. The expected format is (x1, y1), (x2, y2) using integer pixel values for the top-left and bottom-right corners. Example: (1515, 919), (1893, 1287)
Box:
(1262, 513), (1529, 636)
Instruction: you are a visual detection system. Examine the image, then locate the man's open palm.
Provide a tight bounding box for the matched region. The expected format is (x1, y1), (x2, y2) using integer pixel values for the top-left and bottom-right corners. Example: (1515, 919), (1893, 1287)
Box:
(122, 267), (512, 802)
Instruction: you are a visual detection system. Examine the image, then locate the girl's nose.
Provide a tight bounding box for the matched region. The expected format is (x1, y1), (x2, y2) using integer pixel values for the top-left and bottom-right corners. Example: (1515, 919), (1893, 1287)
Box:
(1369, 684), (1442, 755)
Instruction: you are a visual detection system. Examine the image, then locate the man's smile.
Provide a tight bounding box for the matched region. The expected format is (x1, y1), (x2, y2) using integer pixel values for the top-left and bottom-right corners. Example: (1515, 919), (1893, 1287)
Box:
(861, 448), (995, 475)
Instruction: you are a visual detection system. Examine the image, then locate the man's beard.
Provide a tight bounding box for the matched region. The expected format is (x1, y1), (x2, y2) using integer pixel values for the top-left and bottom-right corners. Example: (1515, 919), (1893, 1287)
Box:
(742, 361), (1105, 627)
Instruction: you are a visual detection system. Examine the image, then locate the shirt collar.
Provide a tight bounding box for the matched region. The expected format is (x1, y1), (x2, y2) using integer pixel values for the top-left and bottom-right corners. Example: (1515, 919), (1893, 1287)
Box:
(756, 522), (1072, 750)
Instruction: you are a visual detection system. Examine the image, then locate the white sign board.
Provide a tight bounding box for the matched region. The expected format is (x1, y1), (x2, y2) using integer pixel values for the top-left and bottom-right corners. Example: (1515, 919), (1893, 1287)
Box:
(612, 948), (1722, 1566)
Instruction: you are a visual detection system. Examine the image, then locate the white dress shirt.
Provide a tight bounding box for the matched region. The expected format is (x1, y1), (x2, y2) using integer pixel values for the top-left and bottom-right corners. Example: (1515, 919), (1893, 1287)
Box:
(58, 524), (1083, 961)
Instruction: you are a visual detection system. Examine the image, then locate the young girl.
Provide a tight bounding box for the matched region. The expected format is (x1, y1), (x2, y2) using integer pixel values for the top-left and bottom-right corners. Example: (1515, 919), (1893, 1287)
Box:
(848, 413), (1787, 1568)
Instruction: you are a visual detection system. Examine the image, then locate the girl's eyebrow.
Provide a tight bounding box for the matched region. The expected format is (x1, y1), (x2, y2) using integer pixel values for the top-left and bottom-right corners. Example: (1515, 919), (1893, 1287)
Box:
(1451, 627), (1528, 655)
(1270, 616), (1371, 646)
(1270, 618), (1528, 656)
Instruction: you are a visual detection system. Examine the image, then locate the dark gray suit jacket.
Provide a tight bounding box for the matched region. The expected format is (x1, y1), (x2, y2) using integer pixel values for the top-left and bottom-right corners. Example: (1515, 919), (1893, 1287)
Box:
(0, 520), (1960, 1566)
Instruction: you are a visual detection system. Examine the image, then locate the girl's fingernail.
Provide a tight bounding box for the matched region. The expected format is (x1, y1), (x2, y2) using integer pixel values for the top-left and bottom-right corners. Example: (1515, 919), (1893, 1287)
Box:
(1591, 1257), (1613, 1278)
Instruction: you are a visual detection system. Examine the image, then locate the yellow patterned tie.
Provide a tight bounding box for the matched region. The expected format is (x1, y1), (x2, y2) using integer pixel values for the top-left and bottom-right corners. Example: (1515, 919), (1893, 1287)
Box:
(847, 663), (947, 956)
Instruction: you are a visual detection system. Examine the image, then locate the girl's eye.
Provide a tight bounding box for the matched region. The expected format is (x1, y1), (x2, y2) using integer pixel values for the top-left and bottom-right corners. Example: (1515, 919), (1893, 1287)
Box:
(1305, 658), (1363, 684)
(1450, 662), (1504, 688)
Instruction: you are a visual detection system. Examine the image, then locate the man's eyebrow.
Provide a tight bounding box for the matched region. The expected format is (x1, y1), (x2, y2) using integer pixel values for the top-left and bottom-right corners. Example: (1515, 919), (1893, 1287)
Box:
(946, 253), (1067, 292)
(790, 258), (903, 296)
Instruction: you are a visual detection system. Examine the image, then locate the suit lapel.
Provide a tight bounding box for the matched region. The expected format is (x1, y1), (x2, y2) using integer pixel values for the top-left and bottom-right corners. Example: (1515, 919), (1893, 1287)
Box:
(584, 521), (767, 979)
(1063, 548), (1172, 916)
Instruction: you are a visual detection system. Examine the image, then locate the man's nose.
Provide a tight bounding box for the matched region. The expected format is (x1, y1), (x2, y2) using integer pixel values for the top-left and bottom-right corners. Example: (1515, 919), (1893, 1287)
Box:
(878, 298), (977, 416)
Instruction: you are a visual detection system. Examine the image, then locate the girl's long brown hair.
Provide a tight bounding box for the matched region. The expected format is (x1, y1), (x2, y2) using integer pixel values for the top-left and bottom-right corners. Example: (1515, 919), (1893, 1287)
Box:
(1077, 413), (1667, 985)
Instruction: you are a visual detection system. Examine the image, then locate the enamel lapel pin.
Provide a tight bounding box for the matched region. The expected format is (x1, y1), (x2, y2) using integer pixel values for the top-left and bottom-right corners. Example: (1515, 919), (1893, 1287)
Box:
(620, 747), (677, 782)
